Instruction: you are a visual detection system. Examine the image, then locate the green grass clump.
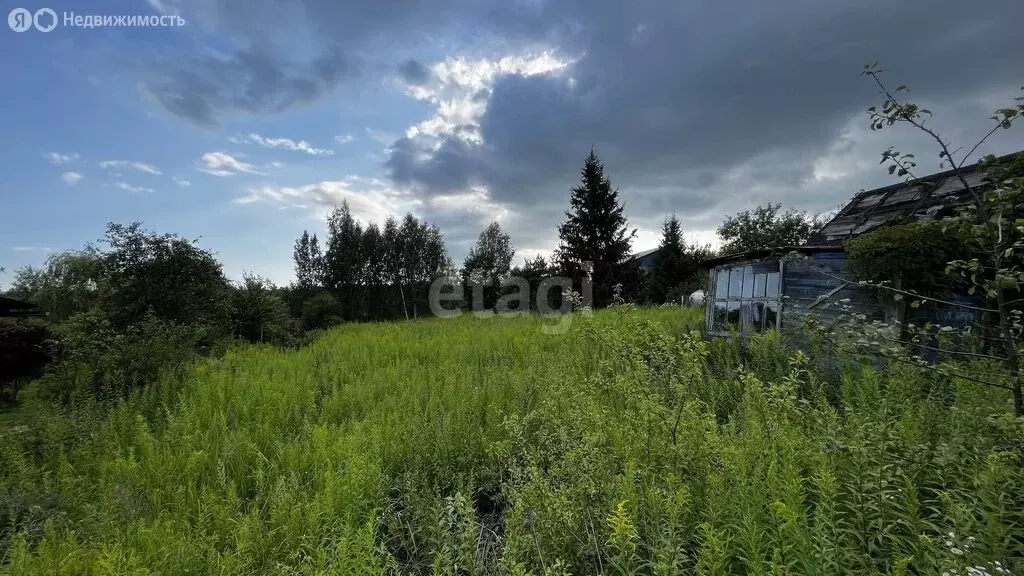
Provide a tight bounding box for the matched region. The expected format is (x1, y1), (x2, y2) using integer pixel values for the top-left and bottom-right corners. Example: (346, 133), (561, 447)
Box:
(1, 306), (1022, 575)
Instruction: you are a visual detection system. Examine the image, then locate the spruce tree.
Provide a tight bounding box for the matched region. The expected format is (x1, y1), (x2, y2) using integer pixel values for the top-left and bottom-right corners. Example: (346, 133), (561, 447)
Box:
(650, 215), (685, 303)
(556, 149), (637, 307)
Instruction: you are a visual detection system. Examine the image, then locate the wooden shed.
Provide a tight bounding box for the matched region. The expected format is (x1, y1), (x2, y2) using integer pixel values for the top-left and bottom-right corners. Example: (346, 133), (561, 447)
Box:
(701, 153), (1022, 338)
(0, 296), (43, 318)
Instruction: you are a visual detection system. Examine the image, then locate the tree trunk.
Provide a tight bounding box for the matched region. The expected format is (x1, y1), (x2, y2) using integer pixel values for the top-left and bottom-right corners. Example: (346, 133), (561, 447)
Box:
(995, 287), (1023, 416)
(398, 283), (409, 320)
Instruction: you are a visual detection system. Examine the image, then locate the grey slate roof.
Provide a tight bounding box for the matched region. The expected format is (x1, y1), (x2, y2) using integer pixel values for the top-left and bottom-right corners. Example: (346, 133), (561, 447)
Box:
(813, 152), (1022, 245)
(630, 247), (661, 261)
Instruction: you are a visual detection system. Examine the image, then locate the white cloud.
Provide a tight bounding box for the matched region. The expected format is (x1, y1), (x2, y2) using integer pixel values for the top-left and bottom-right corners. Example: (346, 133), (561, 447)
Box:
(62, 172), (84, 185)
(47, 152), (80, 165)
(131, 162), (162, 175)
(12, 246), (54, 252)
(173, 176), (191, 187)
(113, 182), (155, 194)
(98, 160), (162, 175)
(234, 179), (415, 224)
(335, 133), (355, 144)
(198, 152), (264, 176)
(229, 133), (334, 156)
(426, 187), (507, 220)
(399, 52), (571, 144)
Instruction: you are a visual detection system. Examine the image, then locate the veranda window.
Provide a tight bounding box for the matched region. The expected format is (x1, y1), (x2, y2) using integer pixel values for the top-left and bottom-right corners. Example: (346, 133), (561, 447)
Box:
(709, 261), (781, 334)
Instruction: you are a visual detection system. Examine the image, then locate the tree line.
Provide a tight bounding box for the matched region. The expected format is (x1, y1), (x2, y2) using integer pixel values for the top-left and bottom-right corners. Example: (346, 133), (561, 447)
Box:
(289, 149), (823, 318)
(291, 208), (452, 324)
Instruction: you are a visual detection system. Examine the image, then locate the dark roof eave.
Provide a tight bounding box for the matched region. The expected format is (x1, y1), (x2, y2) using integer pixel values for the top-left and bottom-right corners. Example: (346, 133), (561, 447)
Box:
(0, 295), (44, 317)
(702, 245), (841, 267)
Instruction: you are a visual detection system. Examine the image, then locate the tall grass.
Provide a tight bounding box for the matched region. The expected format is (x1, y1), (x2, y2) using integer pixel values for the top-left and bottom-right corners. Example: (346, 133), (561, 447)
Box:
(1, 307), (1022, 575)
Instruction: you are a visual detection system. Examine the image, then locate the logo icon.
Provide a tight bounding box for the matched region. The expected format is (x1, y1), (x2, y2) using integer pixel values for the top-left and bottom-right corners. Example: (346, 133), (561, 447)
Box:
(33, 7), (57, 32)
(8, 7), (32, 32)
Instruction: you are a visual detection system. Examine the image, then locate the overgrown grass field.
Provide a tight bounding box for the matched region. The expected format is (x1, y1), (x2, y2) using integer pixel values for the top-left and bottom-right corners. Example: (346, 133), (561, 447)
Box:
(2, 307), (1022, 575)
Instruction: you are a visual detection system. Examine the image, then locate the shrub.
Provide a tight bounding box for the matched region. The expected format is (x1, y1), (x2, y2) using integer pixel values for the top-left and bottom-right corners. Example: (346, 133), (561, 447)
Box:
(230, 273), (292, 345)
(300, 291), (343, 331)
(39, 311), (202, 404)
(845, 220), (978, 296)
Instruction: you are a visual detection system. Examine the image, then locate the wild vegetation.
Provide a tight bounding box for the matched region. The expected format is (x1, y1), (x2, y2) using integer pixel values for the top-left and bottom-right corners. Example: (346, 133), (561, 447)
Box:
(2, 306), (1022, 575)
(4, 62), (1022, 574)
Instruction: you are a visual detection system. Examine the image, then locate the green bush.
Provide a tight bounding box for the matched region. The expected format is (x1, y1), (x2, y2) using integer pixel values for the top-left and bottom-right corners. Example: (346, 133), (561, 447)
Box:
(300, 291), (343, 331)
(38, 311), (203, 404)
(845, 220), (978, 295)
(230, 273), (293, 345)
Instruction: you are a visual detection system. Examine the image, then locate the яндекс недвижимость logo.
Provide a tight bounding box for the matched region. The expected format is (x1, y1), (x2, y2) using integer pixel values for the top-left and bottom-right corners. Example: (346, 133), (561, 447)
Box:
(8, 8), (56, 32)
(8, 7), (185, 32)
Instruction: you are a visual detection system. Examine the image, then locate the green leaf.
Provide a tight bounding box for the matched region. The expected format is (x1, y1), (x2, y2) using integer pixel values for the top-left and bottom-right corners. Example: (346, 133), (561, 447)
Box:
(910, 301), (920, 309)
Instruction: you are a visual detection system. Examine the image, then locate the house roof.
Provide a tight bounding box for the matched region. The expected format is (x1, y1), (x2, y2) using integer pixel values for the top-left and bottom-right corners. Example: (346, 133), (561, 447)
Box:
(703, 245), (841, 267)
(812, 151), (1023, 245)
(630, 247), (661, 261)
(0, 296), (44, 317)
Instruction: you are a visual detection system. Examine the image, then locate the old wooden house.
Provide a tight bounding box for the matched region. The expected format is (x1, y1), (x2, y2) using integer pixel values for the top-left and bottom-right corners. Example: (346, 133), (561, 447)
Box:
(702, 155), (1019, 338)
(0, 296), (43, 318)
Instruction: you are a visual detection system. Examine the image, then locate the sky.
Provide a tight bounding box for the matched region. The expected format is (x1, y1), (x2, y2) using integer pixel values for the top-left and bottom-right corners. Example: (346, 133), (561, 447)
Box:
(2, 0), (1024, 288)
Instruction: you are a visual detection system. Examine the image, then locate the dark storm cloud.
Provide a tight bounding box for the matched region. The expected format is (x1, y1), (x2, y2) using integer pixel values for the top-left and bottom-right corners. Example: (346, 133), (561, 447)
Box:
(138, 47), (353, 128)
(139, 0), (526, 127)
(383, 0), (1024, 229)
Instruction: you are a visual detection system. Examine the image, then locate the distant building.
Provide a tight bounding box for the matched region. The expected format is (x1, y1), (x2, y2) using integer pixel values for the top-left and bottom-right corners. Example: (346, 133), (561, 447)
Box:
(629, 247), (662, 271)
(702, 154), (1019, 339)
(0, 296), (43, 318)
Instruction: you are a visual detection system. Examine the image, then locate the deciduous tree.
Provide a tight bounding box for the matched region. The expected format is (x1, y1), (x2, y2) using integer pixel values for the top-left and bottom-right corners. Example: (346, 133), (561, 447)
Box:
(717, 204), (823, 255)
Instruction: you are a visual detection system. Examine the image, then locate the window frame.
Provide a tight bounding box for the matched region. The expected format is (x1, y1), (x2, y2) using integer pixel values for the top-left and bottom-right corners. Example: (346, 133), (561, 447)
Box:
(705, 259), (783, 336)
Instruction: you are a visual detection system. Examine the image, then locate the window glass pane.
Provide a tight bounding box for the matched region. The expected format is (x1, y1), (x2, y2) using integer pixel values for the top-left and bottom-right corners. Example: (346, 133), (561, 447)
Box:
(764, 300), (779, 330)
(715, 269), (729, 298)
(726, 301), (740, 328)
(742, 266), (754, 298)
(754, 273), (767, 298)
(765, 272), (780, 298)
(712, 300), (728, 331)
(728, 268), (743, 298)
(740, 302), (763, 333)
